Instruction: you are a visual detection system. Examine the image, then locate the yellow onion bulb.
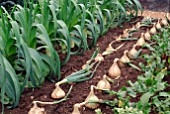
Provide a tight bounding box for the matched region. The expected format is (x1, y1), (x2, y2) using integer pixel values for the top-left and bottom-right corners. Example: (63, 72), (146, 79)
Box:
(116, 35), (122, 42)
(120, 50), (130, 63)
(108, 58), (121, 79)
(51, 84), (66, 99)
(122, 29), (129, 38)
(102, 43), (115, 55)
(136, 33), (145, 46)
(166, 13), (170, 21)
(82, 60), (90, 69)
(28, 103), (46, 114)
(156, 19), (161, 29)
(161, 18), (168, 26)
(135, 22), (141, 28)
(150, 23), (157, 35)
(144, 29), (151, 41)
(95, 53), (104, 62)
(97, 75), (111, 90)
(72, 102), (86, 114)
(71, 103), (81, 114)
(128, 44), (138, 59)
(85, 85), (100, 109)
(128, 25), (136, 31)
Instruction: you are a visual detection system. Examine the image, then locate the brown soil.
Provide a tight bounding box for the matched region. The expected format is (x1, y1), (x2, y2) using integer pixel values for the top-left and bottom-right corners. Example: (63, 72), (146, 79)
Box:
(1, 2), (169, 114)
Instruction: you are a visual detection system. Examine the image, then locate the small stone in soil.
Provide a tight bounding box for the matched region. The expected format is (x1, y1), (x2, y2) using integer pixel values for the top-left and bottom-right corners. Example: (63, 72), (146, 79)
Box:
(30, 96), (34, 100)
(44, 95), (47, 99)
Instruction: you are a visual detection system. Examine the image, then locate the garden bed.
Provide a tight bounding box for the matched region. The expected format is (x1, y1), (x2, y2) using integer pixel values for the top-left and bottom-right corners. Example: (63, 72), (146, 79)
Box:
(0, 1), (170, 114)
(1, 16), (155, 114)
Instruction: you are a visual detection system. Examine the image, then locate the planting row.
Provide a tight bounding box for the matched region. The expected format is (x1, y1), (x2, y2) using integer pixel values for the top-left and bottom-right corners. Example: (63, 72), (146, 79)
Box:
(0, 0), (142, 113)
(100, 16), (170, 114)
(28, 14), (170, 114)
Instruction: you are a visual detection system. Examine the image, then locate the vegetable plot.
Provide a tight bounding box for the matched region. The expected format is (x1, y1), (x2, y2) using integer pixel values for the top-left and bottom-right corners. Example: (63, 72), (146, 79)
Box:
(1, 0), (169, 113)
(25, 14), (169, 113)
(0, 0), (142, 113)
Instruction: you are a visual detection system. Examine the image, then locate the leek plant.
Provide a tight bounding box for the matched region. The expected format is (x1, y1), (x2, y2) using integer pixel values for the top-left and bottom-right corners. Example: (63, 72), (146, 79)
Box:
(13, 3), (50, 87)
(0, 53), (21, 113)
(36, 0), (71, 65)
(0, 9), (21, 111)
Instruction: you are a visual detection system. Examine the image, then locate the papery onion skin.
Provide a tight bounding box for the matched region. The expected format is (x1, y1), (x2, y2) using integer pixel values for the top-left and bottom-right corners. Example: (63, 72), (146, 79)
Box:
(28, 104), (46, 114)
(136, 33), (145, 46)
(85, 86), (100, 109)
(120, 50), (130, 63)
(116, 35), (122, 42)
(71, 104), (81, 114)
(51, 84), (66, 99)
(128, 45), (138, 59)
(122, 29), (129, 38)
(161, 18), (168, 26)
(144, 29), (151, 41)
(82, 60), (90, 69)
(97, 75), (111, 90)
(135, 22), (141, 28)
(108, 58), (121, 79)
(156, 20), (162, 29)
(95, 53), (104, 62)
(166, 13), (170, 22)
(102, 44), (115, 55)
(150, 23), (157, 35)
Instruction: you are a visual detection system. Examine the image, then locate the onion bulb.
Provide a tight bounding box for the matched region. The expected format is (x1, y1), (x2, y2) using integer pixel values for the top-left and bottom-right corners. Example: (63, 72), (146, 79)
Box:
(72, 104), (81, 114)
(85, 85), (100, 109)
(72, 102), (86, 114)
(95, 53), (104, 62)
(28, 103), (46, 114)
(135, 22), (141, 28)
(122, 29), (129, 38)
(166, 13), (170, 22)
(161, 18), (168, 26)
(156, 19), (161, 29)
(144, 29), (151, 41)
(128, 44), (138, 59)
(108, 58), (121, 79)
(82, 60), (90, 69)
(102, 43), (115, 55)
(150, 23), (157, 35)
(96, 75), (111, 90)
(51, 84), (66, 99)
(120, 50), (130, 63)
(128, 25), (135, 31)
(115, 35), (122, 42)
(136, 33), (145, 46)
